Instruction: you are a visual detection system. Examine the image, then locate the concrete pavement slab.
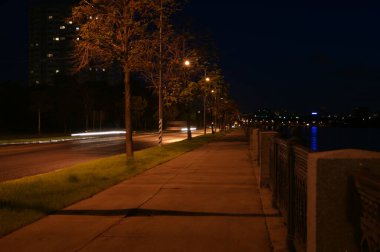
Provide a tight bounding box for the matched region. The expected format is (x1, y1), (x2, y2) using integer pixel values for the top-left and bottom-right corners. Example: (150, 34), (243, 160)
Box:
(0, 215), (122, 252)
(80, 216), (271, 252)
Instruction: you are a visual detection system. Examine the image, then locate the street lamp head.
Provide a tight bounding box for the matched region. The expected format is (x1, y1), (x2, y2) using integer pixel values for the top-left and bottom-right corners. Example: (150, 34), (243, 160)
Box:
(184, 60), (191, 67)
(205, 77), (210, 82)
(211, 89), (215, 93)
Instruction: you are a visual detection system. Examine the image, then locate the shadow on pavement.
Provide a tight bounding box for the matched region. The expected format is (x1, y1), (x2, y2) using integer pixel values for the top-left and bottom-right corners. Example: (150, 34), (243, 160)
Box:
(53, 208), (281, 218)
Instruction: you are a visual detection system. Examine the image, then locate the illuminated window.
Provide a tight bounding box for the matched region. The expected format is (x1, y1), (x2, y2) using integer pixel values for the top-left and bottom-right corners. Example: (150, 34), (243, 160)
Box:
(68, 21), (73, 24)
(48, 15), (53, 19)
(55, 69), (60, 73)
(47, 53), (53, 58)
(76, 27), (80, 31)
(35, 43), (39, 46)
(35, 80), (40, 84)
(89, 16), (93, 19)
(54, 37), (60, 41)
(76, 37), (80, 41)
(60, 26), (66, 30)
(102, 68), (106, 72)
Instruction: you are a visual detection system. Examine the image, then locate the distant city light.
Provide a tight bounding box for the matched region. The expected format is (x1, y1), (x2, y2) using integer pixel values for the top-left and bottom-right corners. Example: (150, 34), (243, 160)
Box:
(311, 112), (318, 115)
(71, 131), (126, 137)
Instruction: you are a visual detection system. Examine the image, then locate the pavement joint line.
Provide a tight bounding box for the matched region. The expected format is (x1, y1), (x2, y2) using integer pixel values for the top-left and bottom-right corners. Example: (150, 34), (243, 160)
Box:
(53, 208), (282, 218)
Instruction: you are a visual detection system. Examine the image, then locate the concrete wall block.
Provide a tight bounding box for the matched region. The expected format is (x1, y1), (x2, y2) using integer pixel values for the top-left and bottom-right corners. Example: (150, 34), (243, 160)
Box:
(250, 128), (260, 162)
(307, 149), (380, 252)
(259, 131), (278, 187)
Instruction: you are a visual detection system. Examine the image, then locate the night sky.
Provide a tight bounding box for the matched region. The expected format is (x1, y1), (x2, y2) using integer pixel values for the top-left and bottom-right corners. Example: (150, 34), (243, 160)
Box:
(1, 0), (380, 114)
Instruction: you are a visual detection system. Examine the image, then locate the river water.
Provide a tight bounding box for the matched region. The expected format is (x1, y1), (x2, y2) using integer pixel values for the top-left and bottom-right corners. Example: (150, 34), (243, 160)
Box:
(302, 127), (380, 152)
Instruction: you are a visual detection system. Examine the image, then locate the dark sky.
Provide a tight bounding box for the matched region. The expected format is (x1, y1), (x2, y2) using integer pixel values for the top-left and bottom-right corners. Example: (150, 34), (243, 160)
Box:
(1, 0), (380, 113)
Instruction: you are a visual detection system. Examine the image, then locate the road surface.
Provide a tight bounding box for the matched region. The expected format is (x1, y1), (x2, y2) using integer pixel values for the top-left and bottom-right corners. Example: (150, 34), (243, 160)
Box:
(0, 131), (204, 182)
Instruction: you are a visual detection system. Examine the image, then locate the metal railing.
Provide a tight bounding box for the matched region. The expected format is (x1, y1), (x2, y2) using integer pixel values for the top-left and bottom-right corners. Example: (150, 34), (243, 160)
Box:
(271, 137), (310, 252)
(267, 132), (379, 252)
(353, 172), (380, 252)
(292, 145), (309, 251)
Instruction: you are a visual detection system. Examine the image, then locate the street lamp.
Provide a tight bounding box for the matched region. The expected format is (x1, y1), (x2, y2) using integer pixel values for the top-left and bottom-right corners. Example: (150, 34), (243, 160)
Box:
(204, 76), (210, 135)
(183, 59), (192, 140)
(211, 89), (216, 133)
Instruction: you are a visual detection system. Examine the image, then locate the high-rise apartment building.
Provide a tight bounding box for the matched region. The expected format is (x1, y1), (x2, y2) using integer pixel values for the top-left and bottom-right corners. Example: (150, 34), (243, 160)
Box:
(28, 4), (73, 86)
(28, 3), (120, 86)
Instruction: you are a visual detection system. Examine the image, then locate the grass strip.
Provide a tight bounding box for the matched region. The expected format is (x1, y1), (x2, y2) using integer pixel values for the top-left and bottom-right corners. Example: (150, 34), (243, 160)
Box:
(0, 133), (224, 238)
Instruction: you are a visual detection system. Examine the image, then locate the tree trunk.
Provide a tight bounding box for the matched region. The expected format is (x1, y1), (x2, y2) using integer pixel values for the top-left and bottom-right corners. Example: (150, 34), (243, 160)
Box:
(186, 103), (192, 140)
(38, 109), (41, 135)
(124, 68), (133, 157)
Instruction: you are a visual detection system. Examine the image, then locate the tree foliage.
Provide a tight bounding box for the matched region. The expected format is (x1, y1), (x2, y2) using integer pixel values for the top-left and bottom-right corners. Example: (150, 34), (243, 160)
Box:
(70, 0), (171, 157)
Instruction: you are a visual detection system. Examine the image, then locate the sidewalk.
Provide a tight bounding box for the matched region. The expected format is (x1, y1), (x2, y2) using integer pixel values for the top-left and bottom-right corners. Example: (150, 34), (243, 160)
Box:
(0, 131), (284, 252)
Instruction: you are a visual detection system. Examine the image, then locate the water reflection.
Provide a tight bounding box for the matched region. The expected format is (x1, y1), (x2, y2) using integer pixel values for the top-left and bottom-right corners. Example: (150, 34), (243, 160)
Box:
(311, 126), (318, 151)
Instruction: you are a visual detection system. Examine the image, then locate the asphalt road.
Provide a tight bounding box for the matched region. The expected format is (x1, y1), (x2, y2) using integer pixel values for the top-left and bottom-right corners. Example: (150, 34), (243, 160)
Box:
(0, 131), (204, 182)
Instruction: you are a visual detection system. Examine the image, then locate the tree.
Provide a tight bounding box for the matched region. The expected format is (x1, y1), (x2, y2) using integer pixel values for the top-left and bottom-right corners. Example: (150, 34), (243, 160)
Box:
(29, 86), (52, 135)
(70, 0), (161, 157)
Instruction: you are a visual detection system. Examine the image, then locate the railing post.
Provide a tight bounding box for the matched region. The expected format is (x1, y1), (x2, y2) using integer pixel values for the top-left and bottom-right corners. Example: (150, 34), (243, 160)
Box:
(287, 143), (296, 251)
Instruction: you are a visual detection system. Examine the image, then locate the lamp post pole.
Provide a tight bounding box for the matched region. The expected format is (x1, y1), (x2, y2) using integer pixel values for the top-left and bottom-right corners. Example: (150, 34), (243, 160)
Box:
(204, 76), (210, 135)
(158, 0), (163, 146)
(184, 60), (192, 140)
(203, 95), (206, 134)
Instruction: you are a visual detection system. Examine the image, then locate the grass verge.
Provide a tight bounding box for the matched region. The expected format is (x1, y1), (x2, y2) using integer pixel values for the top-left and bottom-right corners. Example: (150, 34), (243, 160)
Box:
(0, 133), (224, 238)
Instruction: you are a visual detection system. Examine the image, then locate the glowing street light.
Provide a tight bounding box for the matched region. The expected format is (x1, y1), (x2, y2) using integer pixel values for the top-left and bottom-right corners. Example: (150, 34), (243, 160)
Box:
(203, 76), (211, 135)
(183, 59), (192, 140)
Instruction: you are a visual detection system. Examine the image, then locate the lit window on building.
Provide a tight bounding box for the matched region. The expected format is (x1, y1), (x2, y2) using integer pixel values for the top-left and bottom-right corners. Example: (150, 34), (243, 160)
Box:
(76, 27), (80, 31)
(47, 53), (54, 58)
(36, 80), (40, 84)
(68, 21), (73, 24)
(54, 37), (60, 41)
(102, 68), (106, 72)
(48, 15), (53, 19)
(56, 69), (60, 73)
(35, 43), (39, 46)
(89, 16), (93, 19)
(60, 26), (66, 30)
(76, 37), (80, 41)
